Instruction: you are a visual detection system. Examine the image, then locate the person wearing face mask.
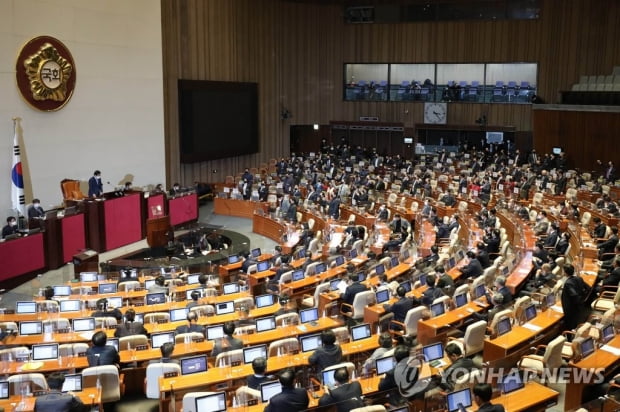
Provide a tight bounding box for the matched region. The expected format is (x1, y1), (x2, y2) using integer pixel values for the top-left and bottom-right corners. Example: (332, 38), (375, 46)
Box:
(2, 216), (20, 239)
(28, 198), (45, 219)
(88, 170), (103, 198)
(169, 182), (181, 196)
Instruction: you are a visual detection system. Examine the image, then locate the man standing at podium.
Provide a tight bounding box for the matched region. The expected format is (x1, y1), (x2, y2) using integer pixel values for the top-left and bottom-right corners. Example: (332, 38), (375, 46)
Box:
(88, 170), (103, 198)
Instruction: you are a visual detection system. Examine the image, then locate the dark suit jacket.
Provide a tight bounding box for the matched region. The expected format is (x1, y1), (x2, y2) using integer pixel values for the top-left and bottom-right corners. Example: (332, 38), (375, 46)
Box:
(114, 321), (148, 338)
(342, 282), (368, 307)
(308, 344), (343, 371)
(318, 381), (364, 412)
(264, 387), (309, 412)
(1, 224), (18, 239)
(602, 267), (620, 287)
(477, 402), (506, 412)
(598, 235), (619, 256)
(384, 297), (416, 323)
(441, 358), (477, 391)
(34, 390), (87, 412)
(28, 205), (45, 219)
(460, 258), (483, 279)
(88, 176), (103, 197)
(86, 345), (120, 367)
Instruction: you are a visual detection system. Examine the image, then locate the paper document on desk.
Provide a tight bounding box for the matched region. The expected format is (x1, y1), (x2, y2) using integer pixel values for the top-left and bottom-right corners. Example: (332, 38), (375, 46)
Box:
(522, 323), (542, 332)
(601, 345), (620, 356)
(550, 305), (563, 313)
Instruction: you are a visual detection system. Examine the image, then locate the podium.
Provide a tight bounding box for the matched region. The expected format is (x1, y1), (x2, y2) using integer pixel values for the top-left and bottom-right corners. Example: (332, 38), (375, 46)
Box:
(146, 216), (170, 248)
(73, 249), (99, 279)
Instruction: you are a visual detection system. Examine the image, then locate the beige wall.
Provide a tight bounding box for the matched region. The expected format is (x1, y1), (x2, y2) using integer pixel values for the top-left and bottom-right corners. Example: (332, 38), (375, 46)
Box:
(163, 0), (620, 186)
(0, 0), (165, 214)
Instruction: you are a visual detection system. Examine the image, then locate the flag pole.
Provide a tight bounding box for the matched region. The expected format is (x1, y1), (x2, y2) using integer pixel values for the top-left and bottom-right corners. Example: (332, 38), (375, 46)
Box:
(11, 117), (25, 221)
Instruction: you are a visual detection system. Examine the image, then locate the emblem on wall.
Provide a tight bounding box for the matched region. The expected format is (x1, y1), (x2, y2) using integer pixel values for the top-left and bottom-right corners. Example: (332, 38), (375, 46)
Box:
(16, 36), (76, 111)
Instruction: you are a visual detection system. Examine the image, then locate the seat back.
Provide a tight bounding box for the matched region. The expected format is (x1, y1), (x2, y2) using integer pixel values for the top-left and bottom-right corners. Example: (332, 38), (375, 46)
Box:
(332, 326), (350, 344)
(82, 365), (121, 402)
(182, 392), (216, 412)
(236, 386), (261, 405)
(489, 309), (513, 331)
(234, 297), (255, 311)
(118, 281), (141, 292)
(175, 332), (205, 344)
(463, 320), (487, 356)
(544, 335), (566, 370)
(404, 306), (427, 336)
(190, 305), (214, 317)
(8, 373), (48, 395)
(215, 349), (243, 368)
(61, 179), (85, 201)
(275, 312), (299, 326)
(351, 291), (375, 319)
(323, 362), (355, 379)
(94, 317), (118, 328)
(144, 312), (170, 324)
(268, 337), (300, 357)
(119, 334), (149, 351)
(145, 363), (181, 399)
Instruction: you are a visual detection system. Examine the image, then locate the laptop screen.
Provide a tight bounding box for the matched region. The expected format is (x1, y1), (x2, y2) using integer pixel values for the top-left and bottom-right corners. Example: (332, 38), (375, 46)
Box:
(79, 272), (98, 282)
(376, 289), (390, 304)
(500, 372), (524, 394)
(497, 317), (512, 336)
(446, 388), (472, 412)
(0, 381), (8, 400)
(300, 308), (318, 323)
(32, 343), (59, 361)
(181, 355), (208, 375)
(376, 356), (396, 375)
(243, 345), (267, 364)
(315, 263), (326, 274)
(98, 283), (117, 294)
(524, 304), (537, 322)
(454, 293), (468, 308)
(322, 369), (337, 387)
(581, 337), (595, 358)
(106, 296), (122, 309)
(431, 302), (445, 317)
(391, 256), (399, 268)
(53, 285), (72, 297)
(474, 284), (486, 299)
(170, 308), (188, 322)
(61, 374), (82, 393)
(60, 300), (82, 312)
(292, 270), (305, 281)
(423, 342), (444, 362)
(16, 301), (37, 314)
(227, 255), (240, 264)
(215, 301), (234, 315)
(260, 380), (282, 403)
(146, 292), (166, 305)
(251, 248), (261, 258)
(195, 391), (227, 412)
(448, 257), (456, 269)
(349, 248), (358, 258)
(255, 294), (274, 308)
(419, 274), (427, 287)
(206, 324), (224, 341)
(350, 323), (371, 341)
(107, 338), (119, 352)
(402, 249), (410, 260)
(185, 288), (202, 300)
(72, 317), (95, 332)
(300, 334), (322, 352)
(330, 279), (341, 291)
(375, 264), (385, 275)
(602, 324), (615, 344)
(298, 248), (306, 258)
(400, 281), (412, 293)
(186, 274), (201, 285)
(257, 261), (270, 272)
(335, 256), (345, 266)
(256, 316), (276, 333)
(144, 280), (156, 290)
(151, 332), (175, 349)
(546, 293), (556, 307)
(222, 283), (239, 295)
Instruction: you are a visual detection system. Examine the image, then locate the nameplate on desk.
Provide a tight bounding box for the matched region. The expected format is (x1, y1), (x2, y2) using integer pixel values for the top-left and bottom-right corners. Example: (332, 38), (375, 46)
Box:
(77, 352), (87, 357)
(192, 337), (205, 343)
(157, 319), (168, 324)
(135, 345), (148, 351)
(522, 323), (542, 332)
(248, 399), (258, 406)
(164, 372), (179, 378)
(231, 360), (241, 367)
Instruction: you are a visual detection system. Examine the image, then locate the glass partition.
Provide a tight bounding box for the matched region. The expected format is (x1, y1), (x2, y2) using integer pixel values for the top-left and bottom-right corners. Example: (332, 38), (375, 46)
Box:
(485, 63), (537, 103)
(436, 63), (485, 102)
(344, 64), (389, 101)
(389, 64), (435, 101)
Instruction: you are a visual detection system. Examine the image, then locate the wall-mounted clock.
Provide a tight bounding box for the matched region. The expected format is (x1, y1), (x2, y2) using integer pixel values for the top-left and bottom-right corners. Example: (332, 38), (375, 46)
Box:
(424, 102), (447, 124)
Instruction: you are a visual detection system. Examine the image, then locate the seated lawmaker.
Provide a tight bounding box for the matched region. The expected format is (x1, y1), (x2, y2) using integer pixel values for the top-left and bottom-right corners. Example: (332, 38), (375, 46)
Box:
(34, 372), (87, 412)
(211, 321), (243, 358)
(308, 330), (342, 372)
(28, 198), (45, 219)
(264, 369), (309, 412)
(318, 367), (364, 412)
(247, 356), (272, 390)
(86, 331), (120, 368)
(114, 308), (148, 338)
(175, 311), (205, 335)
(383, 286), (418, 328)
(473, 383), (505, 412)
(2, 216), (19, 239)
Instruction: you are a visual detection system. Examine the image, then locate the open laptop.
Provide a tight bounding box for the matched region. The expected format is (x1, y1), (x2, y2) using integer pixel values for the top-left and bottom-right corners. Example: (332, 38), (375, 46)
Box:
(496, 317), (512, 337)
(16, 301), (37, 314)
(107, 338), (119, 352)
(222, 282), (239, 295)
(322, 369), (338, 389)
(300, 307), (319, 324)
(524, 304), (537, 322)
(375, 264), (385, 275)
(300, 334), (322, 352)
(447, 256), (456, 270)
(144, 279), (156, 290)
(430, 302), (445, 317)
(19, 321), (43, 336)
(98, 283), (117, 294)
(474, 284), (486, 299)
(215, 301), (235, 315)
(255, 294), (274, 308)
(60, 300), (82, 312)
(243, 345), (267, 364)
(251, 248), (261, 258)
(79, 272), (98, 282)
(186, 273), (201, 285)
(0, 381), (8, 400)
(580, 337), (596, 358)
(72, 317), (95, 332)
(390, 256), (399, 268)
(500, 372), (525, 394)
(180, 355), (208, 375)
(206, 324), (224, 341)
(256, 316), (276, 333)
(446, 388), (472, 412)
(376, 355), (396, 375)
(185, 288), (202, 300)
(400, 280), (412, 293)
(170, 308), (188, 322)
(151, 332), (175, 349)
(315, 263), (326, 274)
(454, 293), (468, 308)
(546, 293), (556, 308)
(53, 285), (72, 297)
(350, 323), (371, 341)
(600, 323), (615, 344)
(423, 342), (444, 367)
(329, 279), (341, 291)
(106, 296), (122, 309)
(61, 374), (82, 393)
(227, 255), (241, 264)
(195, 391), (227, 412)
(334, 256), (345, 266)
(145, 292), (166, 305)
(32, 343), (59, 361)
(257, 261), (270, 273)
(376, 289), (390, 304)
(260, 380), (282, 403)
(292, 270), (305, 282)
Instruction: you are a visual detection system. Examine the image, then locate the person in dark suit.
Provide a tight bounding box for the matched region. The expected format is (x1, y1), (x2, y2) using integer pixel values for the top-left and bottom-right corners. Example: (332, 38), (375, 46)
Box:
(308, 330), (342, 371)
(376, 204), (389, 220)
(264, 369), (309, 412)
(476, 242), (491, 269)
(378, 345), (414, 405)
(318, 367), (364, 412)
(246, 357), (272, 390)
(543, 223), (560, 248)
(600, 258), (620, 289)
(384, 286), (417, 328)
(474, 383), (505, 412)
(459, 251), (483, 279)
(27, 198), (45, 219)
(1, 216), (19, 239)
(114, 308), (148, 338)
(211, 321), (243, 358)
(593, 217), (607, 240)
(91, 298), (122, 322)
(175, 311), (204, 336)
(168, 182), (182, 196)
(86, 331), (120, 367)
(561, 264), (590, 330)
(88, 170), (103, 198)
(486, 276), (513, 307)
(327, 195), (341, 219)
(34, 372), (88, 412)
(598, 227), (619, 258)
(340, 274), (369, 312)
(441, 343), (478, 391)
(421, 274), (445, 306)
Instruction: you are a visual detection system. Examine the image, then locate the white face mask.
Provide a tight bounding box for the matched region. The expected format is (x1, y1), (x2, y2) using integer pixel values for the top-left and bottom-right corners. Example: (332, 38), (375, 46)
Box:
(9, 221), (17, 227)
(33, 203), (40, 207)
